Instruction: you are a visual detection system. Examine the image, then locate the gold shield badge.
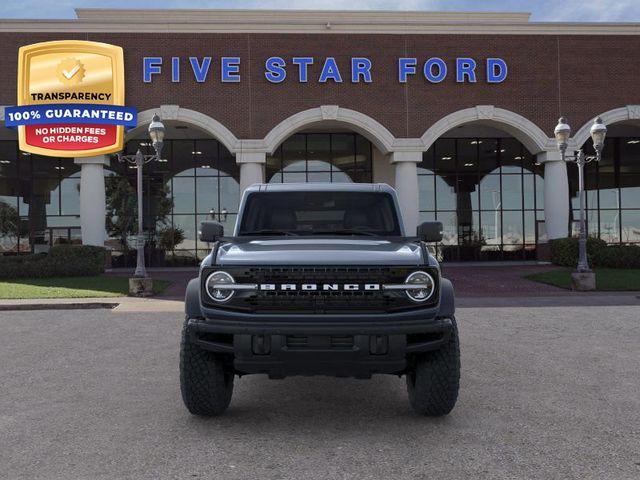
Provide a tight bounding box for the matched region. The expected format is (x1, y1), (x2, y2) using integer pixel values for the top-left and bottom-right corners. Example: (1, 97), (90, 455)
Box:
(15, 40), (126, 157)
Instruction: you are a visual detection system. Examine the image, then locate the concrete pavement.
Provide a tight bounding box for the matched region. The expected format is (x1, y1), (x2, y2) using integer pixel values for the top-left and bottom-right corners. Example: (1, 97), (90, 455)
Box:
(1, 306), (639, 479)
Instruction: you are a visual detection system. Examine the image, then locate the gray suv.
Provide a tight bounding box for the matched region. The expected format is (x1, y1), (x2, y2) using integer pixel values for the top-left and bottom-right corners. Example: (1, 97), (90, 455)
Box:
(181, 183), (459, 416)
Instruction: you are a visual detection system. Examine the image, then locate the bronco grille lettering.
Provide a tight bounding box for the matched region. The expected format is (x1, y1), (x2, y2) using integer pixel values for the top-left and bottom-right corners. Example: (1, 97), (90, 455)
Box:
(258, 283), (382, 291)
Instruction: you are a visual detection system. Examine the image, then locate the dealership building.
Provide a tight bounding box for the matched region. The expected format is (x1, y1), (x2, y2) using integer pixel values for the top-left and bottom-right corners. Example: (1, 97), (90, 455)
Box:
(0, 9), (639, 264)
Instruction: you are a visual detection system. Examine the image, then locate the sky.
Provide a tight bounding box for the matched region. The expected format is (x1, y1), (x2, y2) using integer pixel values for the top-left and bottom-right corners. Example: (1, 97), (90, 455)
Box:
(0, 0), (639, 22)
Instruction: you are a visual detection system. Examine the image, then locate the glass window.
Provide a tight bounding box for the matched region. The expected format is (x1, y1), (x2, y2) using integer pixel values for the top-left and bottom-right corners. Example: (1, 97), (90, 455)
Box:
(266, 146), (282, 183)
(60, 177), (80, 215)
(435, 176), (456, 211)
(267, 133), (371, 185)
(171, 214), (197, 250)
(418, 175), (435, 211)
(502, 211), (524, 246)
(500, 138), (523, 174)
(419, 147), (434, 173)
(479, 175), (501, 211)
(619, 138), (640, 174)
(282, 134), (306, 172)
(502, 175), (523, 210)
(195, 177), (218, 215)
(173, 140), (195, 176)
(434, 139), (456, 176)
(621, 210), (640, 243)
(620, 174), (640, 209)
(329, 134), (351, 169)
(599, 209), (620, 243)
(456, 139), (478, 173)
(172, 177), (195, 214)
(477, 139), (498, 174)
(307, 134), (331, 171)
(436, 211), (457, 245)
(238, 191), (401, 236)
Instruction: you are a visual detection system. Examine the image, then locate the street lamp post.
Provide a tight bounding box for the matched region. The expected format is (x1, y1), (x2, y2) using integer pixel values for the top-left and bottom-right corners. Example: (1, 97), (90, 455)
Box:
(117, 114), (165, 292)
(553, 116), (607, 289)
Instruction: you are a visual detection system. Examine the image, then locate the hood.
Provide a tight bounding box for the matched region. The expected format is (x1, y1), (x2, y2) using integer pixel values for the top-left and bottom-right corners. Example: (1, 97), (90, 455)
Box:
(216, 238), (423, 265)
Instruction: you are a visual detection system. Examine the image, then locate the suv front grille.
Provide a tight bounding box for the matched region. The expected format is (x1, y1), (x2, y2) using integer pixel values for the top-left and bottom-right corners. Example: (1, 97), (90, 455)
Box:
(202, 265), (438, 313)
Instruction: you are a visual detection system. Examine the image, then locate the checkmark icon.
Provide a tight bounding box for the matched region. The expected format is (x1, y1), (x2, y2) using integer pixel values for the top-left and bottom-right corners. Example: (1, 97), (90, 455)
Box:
(62, 64), (80, 79)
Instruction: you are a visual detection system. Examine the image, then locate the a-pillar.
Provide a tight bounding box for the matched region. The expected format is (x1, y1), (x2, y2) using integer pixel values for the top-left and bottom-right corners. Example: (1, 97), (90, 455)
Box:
(391, 151), (422, 235)
(74, 155), (109, 246)
(237, 151), (265, 193)
(538, 151), (569, 239)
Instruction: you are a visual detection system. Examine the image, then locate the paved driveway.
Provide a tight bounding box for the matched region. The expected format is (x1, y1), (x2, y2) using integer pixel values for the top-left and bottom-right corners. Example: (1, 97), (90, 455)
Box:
(1, 306), (639, 479)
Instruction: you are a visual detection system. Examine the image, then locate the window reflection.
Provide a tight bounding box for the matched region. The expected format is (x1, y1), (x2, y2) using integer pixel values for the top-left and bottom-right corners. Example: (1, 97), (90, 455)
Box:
(419, 137), (543, 260)
(266, 133), (373, 184)
(569, 137), (640, 245)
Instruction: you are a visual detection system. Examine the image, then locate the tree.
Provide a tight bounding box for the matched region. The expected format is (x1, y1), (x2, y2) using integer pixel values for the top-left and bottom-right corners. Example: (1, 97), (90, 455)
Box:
(105, 176), (173, 251)
(0, 201), (21, 250)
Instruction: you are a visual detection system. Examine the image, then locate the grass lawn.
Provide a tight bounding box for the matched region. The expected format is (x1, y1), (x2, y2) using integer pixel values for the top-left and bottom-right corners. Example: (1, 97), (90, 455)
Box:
(0, 276), (170, 299)
(526, 268), (640, 291)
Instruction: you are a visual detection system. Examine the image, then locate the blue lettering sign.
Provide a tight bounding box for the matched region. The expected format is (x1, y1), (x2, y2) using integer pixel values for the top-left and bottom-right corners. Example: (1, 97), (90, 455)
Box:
(221, 57), (241, 83)
(265, 56), (287, 83)
(189, 57), (211, 83)
(171, 57), (180, 83)
(398, 58), (417, 83)
(143, 57), (162, 83)
(141, 55), (508, 85)
(424, 58), (447, 83)
(351, 57), (372, 83)
(319, 57), (342, 83)
(292, 57), (314, 82)
(487, 58), (508, 83)
(456, 58), (477, 83)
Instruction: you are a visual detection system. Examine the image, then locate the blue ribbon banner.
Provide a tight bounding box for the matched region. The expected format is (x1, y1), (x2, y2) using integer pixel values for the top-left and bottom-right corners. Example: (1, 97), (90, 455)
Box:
(4, 104), (138, 128)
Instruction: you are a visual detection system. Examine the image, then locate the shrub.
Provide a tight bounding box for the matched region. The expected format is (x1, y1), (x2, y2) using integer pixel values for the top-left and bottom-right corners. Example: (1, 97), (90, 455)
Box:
(0, 245), (106, 279)
(157, 226), (185, 251)
(550, 237), (640, 268)
(593, 244), (640, 268)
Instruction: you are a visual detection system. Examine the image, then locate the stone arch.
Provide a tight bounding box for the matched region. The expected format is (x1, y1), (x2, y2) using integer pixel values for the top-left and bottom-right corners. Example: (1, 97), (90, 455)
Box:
(127, 105), (240, 154)
(572, 105), (640, 148)
(420, 105), (553, 154)
(262, 105), (396, 155)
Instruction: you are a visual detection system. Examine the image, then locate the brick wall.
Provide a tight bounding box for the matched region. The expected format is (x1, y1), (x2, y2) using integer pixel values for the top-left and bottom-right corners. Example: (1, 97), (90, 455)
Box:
(0, 32), (638, 140)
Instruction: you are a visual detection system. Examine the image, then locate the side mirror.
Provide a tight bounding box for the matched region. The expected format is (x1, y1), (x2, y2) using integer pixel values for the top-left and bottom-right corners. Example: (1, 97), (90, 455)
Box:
(417, 221), (443, 242)
(199, 221), (224, 242)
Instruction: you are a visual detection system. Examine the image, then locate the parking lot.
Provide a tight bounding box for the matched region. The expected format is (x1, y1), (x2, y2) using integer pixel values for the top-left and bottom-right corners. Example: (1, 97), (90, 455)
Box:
(1, 305), (639, 479)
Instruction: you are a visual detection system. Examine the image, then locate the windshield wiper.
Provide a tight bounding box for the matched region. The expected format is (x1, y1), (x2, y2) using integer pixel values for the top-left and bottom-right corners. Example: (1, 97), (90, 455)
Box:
(241, 229), (300, 236)
(314, 229), (380, 237)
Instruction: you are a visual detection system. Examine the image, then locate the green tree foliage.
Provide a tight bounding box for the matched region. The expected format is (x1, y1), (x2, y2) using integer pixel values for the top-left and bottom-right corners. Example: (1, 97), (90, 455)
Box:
(105, 176), (173, 251)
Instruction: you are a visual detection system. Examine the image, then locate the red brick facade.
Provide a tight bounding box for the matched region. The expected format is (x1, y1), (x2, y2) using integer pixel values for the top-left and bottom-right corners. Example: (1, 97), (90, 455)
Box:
(0, 32), (638, 140)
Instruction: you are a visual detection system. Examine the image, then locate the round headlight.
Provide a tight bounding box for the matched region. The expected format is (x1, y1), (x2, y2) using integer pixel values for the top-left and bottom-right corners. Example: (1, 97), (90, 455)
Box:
(205, 271), (235, 302)
(404, 271), (435, 303)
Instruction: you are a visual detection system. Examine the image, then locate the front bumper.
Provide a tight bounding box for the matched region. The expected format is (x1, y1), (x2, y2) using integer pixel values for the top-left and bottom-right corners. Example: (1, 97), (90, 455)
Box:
(187, 311), (453, 378)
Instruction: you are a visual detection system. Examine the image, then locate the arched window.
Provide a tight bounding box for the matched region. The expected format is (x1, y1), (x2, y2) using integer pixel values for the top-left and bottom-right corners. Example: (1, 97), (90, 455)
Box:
(267, 133), (372, 183)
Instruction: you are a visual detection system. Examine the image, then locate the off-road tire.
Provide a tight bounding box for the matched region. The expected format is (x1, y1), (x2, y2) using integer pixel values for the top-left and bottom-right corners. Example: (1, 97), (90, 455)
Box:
(406, 317), (460, 416)
(180, 318), (234, 416)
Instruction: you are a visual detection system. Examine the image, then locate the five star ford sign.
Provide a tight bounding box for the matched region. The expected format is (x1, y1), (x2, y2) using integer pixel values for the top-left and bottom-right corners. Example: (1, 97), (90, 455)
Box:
(4, 40), (137, 158)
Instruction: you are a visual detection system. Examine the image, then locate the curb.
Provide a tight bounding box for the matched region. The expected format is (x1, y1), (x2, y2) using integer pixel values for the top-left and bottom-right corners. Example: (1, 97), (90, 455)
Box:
(0, 302), (120, 312)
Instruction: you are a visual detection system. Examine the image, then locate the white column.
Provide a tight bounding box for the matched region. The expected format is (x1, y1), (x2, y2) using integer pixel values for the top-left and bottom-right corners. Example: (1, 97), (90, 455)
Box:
(237, 151), (266, 193)
(391, 151), (421, 235)
(538, 151), (569, 239)
(74, 155), (109, 246)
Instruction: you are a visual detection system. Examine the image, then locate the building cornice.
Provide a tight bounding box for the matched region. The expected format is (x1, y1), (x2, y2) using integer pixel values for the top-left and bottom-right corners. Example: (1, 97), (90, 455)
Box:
(0, 9), (639, 35)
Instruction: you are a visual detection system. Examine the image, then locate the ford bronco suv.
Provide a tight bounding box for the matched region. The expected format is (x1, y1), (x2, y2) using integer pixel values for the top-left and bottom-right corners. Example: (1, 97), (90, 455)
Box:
(181, 183), (459, 416)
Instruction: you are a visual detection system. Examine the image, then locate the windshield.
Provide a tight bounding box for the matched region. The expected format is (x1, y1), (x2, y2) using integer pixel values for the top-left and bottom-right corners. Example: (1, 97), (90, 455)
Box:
(238, 191), (402, 236)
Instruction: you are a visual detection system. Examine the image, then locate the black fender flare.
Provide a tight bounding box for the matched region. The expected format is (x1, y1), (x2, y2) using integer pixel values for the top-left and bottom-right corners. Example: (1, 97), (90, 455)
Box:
(185, 278), (203, 319)
(437, 278), (455, 318)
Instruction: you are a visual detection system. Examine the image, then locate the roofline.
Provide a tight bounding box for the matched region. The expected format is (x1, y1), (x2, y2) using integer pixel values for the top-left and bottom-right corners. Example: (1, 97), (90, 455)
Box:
(0, 9), (638, 35)
(246, 183), (394, 193)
